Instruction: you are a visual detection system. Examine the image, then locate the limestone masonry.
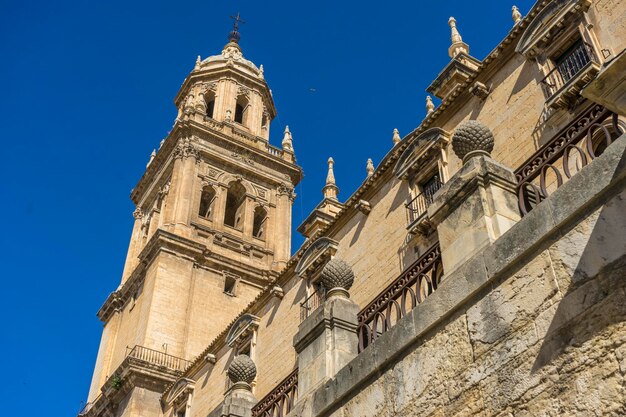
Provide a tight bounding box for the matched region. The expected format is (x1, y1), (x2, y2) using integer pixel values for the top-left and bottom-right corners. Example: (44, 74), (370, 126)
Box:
(79, 1), (626, 416)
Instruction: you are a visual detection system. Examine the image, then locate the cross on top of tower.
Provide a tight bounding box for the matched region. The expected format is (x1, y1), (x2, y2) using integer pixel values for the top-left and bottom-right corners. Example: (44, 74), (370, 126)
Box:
(228, 13), (246, 43)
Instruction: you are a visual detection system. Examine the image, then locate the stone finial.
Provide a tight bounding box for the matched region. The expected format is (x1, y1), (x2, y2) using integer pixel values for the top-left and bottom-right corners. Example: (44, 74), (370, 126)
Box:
(227, 355), (257, 385)
(512, 6), (522, 24)
(146, 149), (156, 168)
(195, 55), (201, 70)
(451, 120), (495, 163)
(259, 64), (264, 79)
(366, 158), (375, 177)
(323, 157), (339, 200)
(426, 96), (435, 115)
(392, 128), (402, 145)
(321, 258), (355, 293)
(282, 125), (294, 152)
(448, 17), (470, 58)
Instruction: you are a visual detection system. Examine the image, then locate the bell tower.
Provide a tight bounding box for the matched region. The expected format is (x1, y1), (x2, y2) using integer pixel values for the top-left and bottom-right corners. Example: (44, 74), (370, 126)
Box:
(82, 20), (302, 417)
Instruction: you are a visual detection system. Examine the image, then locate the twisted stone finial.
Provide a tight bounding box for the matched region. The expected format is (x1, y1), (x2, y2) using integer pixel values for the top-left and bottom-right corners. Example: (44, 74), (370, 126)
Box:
(392, 128), (401, 145)
(259, 64), (265, 79)
(426, 96), (435, 115)
(323, 157), (339, 200)
(227, 355), (257, 385)
(448, 17), (470, 58)
(147, 149), (156, 168)
(195, 55), (201, 70)
(321, 258), (355, 293)
(512, 6), (522, 24)
(282, 125), (294, 152)
(451, 120), (495, 163)
(366, 158), (375, 177)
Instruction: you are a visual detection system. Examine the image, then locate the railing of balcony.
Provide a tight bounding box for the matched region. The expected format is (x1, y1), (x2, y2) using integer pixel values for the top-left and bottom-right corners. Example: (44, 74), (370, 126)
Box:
(266, 143), (283, 157)
(541, 41), (597, 100)
(515, 103), (623, 215)
(251, 369), (298, 417)
(300, 287), (326, 323)
(406, 179), (443, 225)
(125, 345), (191, 372)
(357, 243), (443, 353)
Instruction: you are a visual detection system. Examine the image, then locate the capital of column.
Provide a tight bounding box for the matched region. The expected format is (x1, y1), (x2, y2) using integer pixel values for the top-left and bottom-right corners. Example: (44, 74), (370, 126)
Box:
(173, 137), (200, 161)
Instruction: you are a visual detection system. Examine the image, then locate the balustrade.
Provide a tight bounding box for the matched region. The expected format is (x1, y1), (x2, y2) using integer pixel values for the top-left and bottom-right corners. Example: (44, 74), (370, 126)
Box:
(515, 104), (623, 215)
(357, 243), (443, 352)
(251, 369), (298, 417)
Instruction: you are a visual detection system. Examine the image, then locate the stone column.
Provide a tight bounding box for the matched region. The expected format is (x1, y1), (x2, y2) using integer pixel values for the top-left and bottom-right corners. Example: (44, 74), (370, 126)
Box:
(242, 195), (255, 238)
(274, 185), (294, 266)
(171, 138), (199, 236)
(428, 120), (521, 275)
(221, 355), (257, 417)
(293, 258), (359, 397)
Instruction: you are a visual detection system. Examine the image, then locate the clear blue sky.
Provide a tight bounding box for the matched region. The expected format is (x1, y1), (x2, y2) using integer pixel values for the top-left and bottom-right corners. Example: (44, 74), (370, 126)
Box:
(0, 0), (535, 415)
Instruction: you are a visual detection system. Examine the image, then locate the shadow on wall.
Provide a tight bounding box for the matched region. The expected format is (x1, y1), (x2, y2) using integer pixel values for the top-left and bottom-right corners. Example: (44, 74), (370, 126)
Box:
(532, 143), (626, 372)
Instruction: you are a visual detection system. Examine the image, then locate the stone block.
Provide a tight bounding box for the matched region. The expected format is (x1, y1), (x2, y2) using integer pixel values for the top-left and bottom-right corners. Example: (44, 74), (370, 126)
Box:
(467, 251), (559, 358)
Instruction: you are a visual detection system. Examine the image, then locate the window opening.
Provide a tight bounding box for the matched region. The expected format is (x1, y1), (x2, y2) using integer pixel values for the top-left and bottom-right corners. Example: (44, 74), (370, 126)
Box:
(198, 186), (216, 219)
(224, 182), (246, 229)
(252, 206), (267, 239)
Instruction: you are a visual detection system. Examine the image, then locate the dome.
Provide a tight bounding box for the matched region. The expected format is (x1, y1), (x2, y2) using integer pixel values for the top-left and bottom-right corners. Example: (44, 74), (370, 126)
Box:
(199, 42), (261, 76)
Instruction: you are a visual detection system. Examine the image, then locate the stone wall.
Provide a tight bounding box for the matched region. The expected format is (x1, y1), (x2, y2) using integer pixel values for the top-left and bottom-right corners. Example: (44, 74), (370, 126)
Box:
(295, 134), (626, 417)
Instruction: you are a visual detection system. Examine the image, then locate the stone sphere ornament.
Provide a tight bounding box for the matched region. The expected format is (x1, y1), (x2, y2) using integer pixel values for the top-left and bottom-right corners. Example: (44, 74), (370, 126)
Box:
(320, 258), (355, 291)
(451, 120), (495, 163)
(227, 355), (257, 385)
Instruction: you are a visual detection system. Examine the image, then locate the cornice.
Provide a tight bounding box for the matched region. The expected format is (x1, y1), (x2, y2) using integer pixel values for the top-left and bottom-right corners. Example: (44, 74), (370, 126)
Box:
(131, 118), (303, 206)
(97, 228), (274, 323)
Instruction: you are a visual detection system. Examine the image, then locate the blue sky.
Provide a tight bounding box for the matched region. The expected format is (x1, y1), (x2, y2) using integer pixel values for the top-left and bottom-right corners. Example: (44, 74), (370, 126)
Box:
(0, 0), (535, 415)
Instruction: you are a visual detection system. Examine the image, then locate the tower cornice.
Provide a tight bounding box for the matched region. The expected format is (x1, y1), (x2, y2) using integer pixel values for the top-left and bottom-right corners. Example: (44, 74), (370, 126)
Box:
(131, 119), (302, 206)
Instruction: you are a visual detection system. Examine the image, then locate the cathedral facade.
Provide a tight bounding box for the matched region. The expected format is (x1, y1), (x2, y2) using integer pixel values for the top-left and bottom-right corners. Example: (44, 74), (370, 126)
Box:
(80, 1), (626, 416)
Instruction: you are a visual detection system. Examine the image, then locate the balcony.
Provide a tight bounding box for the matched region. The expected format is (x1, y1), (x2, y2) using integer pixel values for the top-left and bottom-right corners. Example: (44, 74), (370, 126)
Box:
(251, 369), (298, 417)
(78, 346), (191, 417)
(405, 178), (443, 235)
(515, 103), (623, 215)
(542, 41), (600, 109)
(299, 287), (325, 323)
(357, 243), (443, 352)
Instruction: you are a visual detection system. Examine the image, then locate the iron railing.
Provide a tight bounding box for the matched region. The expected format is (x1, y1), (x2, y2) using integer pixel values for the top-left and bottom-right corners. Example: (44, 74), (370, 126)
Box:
(125, 345), (191, 372)
(300, 288), (326, 323)
(357, 243), (443, 352)
(251, 369), (298, 417)
(515, 103), (623, 215)
(541, 41), (597, 100)
(406, 179), (443, 225)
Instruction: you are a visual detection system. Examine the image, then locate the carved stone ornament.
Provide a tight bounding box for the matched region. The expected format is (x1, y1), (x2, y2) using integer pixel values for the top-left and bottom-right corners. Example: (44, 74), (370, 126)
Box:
(174, 138), (200, 160)
(451, 120), (495, 163)
(133, 208), (143, 220)
(277, 183), (295, 200)
(227, 355), (257, 384)
(320, 258), (355, 291)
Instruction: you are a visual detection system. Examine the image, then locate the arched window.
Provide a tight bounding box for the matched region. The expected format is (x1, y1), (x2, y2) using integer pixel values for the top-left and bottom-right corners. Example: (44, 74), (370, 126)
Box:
(204, 91), (216, 119)
(252, 206), (268, 239)
(198, 186), (216, 219)
(234, 96), (249, 126)
(224, 181), (247, 230)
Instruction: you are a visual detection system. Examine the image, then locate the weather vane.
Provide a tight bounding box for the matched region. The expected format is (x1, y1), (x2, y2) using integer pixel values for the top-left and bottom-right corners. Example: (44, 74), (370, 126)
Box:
(228, 12), (246, 43)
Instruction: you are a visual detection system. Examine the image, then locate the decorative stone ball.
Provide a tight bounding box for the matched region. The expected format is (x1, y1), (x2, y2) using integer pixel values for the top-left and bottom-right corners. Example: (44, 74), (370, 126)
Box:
(321, 258), (355, 291)
(227, 355), (257, 384)
(451, 120), (495, 162)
